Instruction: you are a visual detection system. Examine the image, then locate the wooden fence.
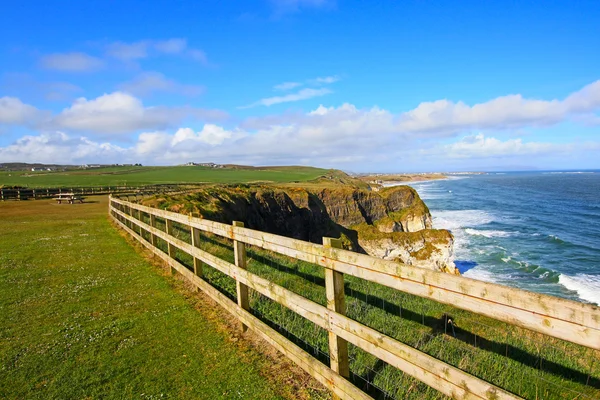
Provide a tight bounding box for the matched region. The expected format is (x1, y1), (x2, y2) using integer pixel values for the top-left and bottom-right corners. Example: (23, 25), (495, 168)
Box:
(109, 196), (600, 400)
(0, 184), (196, 201)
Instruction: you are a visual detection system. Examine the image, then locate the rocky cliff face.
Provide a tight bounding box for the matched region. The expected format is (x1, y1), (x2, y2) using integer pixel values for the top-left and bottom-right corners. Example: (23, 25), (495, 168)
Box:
(355, 225), (457, 274)
(145, 185), (457, 274)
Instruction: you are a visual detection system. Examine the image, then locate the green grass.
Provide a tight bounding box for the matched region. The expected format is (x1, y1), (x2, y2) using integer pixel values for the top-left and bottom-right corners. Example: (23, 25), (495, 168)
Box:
(0, 197), (299, 399)
(0, 166), (329, 188)
(149, 217), (600, 400)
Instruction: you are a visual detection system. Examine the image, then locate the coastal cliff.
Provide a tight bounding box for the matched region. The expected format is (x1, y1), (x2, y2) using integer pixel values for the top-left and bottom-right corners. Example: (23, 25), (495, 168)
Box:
(144, 185), (458, 274)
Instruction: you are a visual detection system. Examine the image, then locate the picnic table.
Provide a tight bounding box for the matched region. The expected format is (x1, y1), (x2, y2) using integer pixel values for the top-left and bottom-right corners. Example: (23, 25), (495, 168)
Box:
(55, 193), (84, 204)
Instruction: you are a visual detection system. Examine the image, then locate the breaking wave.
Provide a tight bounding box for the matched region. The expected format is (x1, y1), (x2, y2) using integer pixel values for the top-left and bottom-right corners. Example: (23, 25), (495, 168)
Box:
(558, 274), (600, 305)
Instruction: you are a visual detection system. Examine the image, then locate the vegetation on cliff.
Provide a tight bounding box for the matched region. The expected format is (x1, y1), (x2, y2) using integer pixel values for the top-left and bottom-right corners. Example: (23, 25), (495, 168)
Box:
(142, 177), (457, 273)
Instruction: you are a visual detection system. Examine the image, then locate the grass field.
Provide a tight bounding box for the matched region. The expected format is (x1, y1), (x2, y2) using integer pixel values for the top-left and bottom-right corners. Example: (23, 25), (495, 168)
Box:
(0, 197), (313, 399)
(141, 213), (600, 400)
(0, 165), (329, 188)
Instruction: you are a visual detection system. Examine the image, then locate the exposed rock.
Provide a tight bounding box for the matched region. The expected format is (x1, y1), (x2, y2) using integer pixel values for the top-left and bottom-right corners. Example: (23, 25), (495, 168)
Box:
(144, 184), (457, 274)
(356, 225), (458, 274)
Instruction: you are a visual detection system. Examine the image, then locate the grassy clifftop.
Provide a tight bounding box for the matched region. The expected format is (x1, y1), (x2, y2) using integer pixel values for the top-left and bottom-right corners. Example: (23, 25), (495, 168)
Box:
(142, 181), (456, 273)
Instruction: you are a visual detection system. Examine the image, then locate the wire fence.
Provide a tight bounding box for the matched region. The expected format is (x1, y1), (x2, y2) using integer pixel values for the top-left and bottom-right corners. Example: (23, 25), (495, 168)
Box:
(119, 197), (600, 400)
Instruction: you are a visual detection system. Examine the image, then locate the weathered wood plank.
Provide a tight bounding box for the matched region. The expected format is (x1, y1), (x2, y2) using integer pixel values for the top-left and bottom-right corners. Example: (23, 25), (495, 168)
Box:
(149, 214), (157, 247)
(191, 224), (202, 283)
(164, 218), (176, 275)
(110, 206), (522, 400)
(233, 221), (249, 332)
(324, 237), (350, 388)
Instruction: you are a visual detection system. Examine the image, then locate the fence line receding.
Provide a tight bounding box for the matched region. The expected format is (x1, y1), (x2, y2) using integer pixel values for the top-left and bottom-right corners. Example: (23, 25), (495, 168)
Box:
(109, 196), (600, 400)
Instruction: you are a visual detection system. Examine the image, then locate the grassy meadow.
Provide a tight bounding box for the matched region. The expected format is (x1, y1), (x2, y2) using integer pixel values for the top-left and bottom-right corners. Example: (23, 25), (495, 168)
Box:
(0, 165), (329, 188)
(0, 197), (316, 399)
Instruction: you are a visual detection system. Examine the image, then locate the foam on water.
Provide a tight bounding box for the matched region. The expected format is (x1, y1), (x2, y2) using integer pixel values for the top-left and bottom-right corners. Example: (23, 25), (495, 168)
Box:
(463, 267), (499, 283)
(558, 274), (600, 305)
(432, 210), (495, 231)
(406, 183), (450, 200)
(465, 228), (513, 238)
(432, 210), (497, 259)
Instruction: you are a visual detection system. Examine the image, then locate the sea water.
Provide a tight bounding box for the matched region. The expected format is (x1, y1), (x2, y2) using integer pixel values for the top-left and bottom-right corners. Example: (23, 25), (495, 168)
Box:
(400, 171), (600, 305)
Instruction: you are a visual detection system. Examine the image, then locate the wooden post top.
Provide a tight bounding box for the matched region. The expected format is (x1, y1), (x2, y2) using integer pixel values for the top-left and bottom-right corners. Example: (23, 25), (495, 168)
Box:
(323, 237), (342, 248)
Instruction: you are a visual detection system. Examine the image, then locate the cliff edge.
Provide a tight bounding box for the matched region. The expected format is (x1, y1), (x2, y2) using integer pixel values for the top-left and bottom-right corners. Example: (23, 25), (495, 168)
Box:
(143, 184), (458, 274)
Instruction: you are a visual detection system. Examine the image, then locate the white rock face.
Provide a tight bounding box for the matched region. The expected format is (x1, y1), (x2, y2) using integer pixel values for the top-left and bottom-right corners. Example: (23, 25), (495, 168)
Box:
(359, 235), (457, 274)
(403, 213), (432, 232)
(376, 213), (433, 233)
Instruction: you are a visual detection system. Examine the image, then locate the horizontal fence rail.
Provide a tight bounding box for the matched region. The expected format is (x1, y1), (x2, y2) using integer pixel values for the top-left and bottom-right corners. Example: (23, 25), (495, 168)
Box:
(109, 196), (600, 400)
(0, 183), (203, 201)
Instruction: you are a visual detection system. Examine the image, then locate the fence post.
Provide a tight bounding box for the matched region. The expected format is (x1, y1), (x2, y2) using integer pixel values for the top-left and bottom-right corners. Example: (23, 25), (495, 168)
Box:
(233, 221), (249, 332)
(165, 218), (177, 275)
(324, 237), (350, 390)
(191, 215), (203, 287)
(149, 214), (156, 247)
(136, 209), (143, 236)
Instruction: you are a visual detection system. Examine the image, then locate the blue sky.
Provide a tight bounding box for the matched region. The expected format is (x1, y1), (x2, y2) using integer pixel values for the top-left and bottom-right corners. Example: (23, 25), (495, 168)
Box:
(0, 0), (599, 172)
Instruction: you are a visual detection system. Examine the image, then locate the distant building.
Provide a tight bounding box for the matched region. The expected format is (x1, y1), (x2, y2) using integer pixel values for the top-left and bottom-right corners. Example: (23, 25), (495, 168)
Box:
(184, 162), (223, 168)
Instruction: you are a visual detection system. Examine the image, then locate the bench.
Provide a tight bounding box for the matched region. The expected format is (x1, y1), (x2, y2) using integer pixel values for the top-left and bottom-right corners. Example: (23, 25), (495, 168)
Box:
(55, 193), (84, 204)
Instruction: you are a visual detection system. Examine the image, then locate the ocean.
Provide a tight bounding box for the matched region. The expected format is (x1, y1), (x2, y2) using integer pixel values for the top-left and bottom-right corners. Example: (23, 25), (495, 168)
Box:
(397, 171), (600, 305)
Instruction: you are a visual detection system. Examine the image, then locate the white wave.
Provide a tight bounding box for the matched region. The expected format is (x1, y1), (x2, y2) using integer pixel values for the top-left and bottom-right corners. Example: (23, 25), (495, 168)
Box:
(558, 274), (600, 305)
(465, 228), (512, 238)
(417, 190), (449, 200)
(432, 210), (495, 231)
(382, 178), (447, 187)
(463, 268), (499, 283)
(407, 183), (451, 200)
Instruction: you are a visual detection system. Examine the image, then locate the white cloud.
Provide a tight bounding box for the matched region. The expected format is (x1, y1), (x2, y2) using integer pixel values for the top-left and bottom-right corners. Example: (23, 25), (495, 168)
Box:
(396, 80), (600, 134)
(3, 80), (600, 169)
(0, 131), (126, 164)
(105, 38), (209, 65)
(240, 88), (332, 108)
(106, 41), (148, 61)
(119, 72), (204, 97)
(310, 75), (341, 85)
(274, 82), (303, 91)
(134, 131), (172, 158)
(154, 38), (187, 54)
(40, 52), (104, 72)
(273, 75), (340, 92)
(171, 125), (238, 146)
(52, 92), (227, 135)
(188, 49), (209, 65)
(270, 0), (335, 15)
(0, 97), (46, 125)
(440, 133), (560, 159)
(0, 73), (82, 102)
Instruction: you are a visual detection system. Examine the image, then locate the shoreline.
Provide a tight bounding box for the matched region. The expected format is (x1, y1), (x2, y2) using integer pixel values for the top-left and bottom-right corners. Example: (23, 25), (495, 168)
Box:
(358, 173), (448, 186)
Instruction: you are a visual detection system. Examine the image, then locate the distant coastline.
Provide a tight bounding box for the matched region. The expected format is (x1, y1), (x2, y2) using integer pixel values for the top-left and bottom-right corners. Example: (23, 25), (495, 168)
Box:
(357, 173), (448, 185)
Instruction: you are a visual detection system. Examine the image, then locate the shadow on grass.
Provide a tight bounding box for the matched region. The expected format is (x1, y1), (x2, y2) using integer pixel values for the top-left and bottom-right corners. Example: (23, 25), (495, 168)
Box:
(161, 215), (599, 391)
(348, 285), (600, 389)
(251, 307), (390, 400)
(246, 249), (326, 287)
